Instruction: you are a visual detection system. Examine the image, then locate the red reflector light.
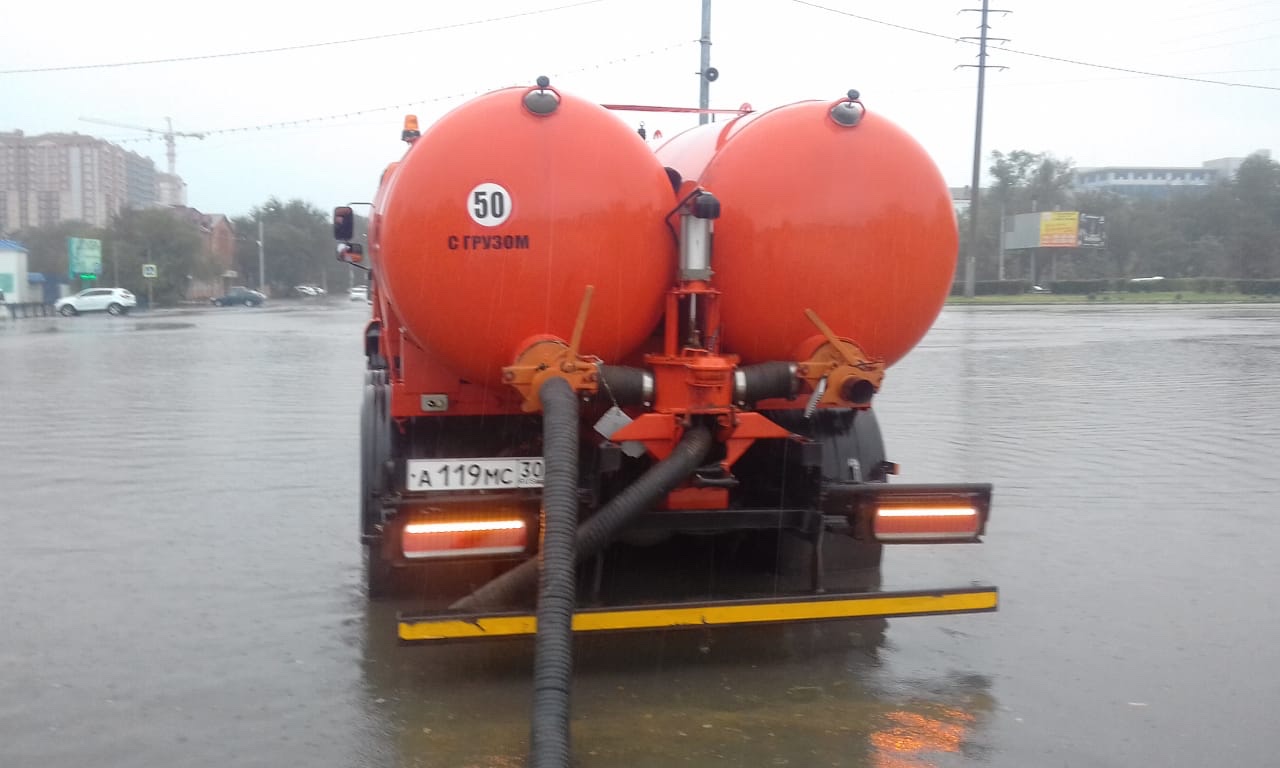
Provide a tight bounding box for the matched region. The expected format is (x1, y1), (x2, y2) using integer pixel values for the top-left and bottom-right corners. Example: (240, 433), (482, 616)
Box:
(403, 519), (528, 559)
(873, 505), (982, 543)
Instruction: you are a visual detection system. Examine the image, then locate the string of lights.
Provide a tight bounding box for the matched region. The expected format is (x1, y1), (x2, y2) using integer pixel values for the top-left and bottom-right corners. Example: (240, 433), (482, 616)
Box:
(0, 0), (609, 75)
(106, 41), (693, 144)
(790, 0), (1280, 92)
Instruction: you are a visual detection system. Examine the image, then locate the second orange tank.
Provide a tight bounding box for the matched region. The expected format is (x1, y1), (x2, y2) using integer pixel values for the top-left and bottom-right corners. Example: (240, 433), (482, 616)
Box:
(656, 95), (958, 368)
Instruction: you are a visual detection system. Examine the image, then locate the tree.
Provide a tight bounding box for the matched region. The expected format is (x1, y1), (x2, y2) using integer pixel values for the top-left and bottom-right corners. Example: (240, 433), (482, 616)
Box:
(962, 150), (1076, 280)
(108, 208), (206, 305)
(233, 198), (342, 295)
(1229, 152), (1280, 278)
(9, 220), (105, 278)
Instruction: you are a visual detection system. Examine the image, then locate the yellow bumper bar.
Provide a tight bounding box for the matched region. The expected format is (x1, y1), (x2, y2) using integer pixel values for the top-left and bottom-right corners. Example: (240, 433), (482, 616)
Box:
(399, 587), (997, 643)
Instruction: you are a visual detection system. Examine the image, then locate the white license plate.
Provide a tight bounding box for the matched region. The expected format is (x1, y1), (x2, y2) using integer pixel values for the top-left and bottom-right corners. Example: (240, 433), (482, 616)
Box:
(405, 457), (544, 492)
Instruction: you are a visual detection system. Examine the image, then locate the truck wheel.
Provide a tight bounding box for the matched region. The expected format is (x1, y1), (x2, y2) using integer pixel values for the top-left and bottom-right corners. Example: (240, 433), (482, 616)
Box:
(820, 407), (887, 574)
(762, 407), (889, 580)
(360, 372), (393, 539)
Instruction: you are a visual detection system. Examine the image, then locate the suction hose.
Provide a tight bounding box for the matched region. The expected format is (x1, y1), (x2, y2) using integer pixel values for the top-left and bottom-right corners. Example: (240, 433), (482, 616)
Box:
(450, 375), (713, 768)
(451, 423), (714, 612)
(529, 376), (579, 768)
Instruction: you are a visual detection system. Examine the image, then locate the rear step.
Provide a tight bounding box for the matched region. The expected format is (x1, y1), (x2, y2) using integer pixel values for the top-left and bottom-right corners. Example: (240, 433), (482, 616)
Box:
(399, 586), (997, 643)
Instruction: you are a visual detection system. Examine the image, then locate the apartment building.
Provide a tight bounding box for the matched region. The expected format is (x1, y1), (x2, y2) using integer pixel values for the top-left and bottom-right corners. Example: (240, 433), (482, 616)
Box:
(0, 131), (177, 232)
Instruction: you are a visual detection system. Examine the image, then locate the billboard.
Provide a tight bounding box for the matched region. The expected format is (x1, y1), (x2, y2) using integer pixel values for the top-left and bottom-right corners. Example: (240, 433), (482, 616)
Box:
(68, 238), (103, 279)
(1003, 212), (1107, 250)
(1077, 214), (1106, 248)
(1038, 212), (1079, 247)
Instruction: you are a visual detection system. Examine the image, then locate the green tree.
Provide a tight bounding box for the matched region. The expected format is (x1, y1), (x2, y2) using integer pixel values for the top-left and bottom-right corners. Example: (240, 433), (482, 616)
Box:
(1229, 152), (1280, 278)
(233, 198), (342, 296)
(962, 150), (1076, 280)
(9, 220), (105, 278)
(107, 208), (206, 305)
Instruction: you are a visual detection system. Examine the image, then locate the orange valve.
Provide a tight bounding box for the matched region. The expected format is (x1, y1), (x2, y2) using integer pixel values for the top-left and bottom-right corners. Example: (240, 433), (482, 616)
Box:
(795, 309), (885, 411)
(502, 286), (602, 412)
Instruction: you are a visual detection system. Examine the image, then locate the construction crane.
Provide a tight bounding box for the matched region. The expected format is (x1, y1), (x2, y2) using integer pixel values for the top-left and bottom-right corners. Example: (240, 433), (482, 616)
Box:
(79, 116), (205, 176)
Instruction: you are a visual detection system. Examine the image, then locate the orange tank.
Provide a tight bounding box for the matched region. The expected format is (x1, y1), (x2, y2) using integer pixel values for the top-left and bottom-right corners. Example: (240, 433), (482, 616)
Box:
(372, 86), (677, 389)
(656, 97), (957, 368)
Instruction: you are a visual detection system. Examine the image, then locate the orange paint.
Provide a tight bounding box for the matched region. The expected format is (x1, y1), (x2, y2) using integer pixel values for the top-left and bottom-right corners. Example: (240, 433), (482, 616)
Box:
(657, 99), (958, 368)
(370, 87), (677, 391)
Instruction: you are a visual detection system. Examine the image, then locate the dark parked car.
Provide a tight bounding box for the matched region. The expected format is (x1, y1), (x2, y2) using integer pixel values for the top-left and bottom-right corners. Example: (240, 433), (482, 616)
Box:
(211, 287), (266, 307)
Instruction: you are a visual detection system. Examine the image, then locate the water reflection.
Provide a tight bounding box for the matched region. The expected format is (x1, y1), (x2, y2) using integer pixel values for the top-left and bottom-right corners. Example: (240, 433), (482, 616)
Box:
(359, 588), (995, 767)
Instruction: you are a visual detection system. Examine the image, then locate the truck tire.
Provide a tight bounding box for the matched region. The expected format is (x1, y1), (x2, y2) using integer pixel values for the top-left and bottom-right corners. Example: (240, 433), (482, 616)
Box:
(360, 372), (393, 539)
(763, 407), (889, 580)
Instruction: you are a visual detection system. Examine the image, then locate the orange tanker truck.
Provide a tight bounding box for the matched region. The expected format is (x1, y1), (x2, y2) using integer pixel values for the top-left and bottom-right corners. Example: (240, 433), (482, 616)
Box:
(336, 76), (996, 631)
(334, 77), (995, 762)
(335, 74), (993, 762)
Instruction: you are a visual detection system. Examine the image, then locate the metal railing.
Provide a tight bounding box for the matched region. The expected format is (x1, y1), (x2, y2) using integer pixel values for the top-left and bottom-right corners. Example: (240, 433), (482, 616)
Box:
(2, 302), (57, 319)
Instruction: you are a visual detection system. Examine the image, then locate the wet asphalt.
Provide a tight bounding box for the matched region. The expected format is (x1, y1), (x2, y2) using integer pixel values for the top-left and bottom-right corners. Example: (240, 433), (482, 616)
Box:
(2, 301), (1278, 767)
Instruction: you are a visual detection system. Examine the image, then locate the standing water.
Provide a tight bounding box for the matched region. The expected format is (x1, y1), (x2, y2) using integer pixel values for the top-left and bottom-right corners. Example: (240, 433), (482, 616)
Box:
(3, 302), (1279, 767)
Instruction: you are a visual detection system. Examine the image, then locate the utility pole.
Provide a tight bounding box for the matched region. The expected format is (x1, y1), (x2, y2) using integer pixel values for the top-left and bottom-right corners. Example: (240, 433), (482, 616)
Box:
(698, 0), (713, 125)
(257, 219), (266, 294)
(958, 0), (1009, 297)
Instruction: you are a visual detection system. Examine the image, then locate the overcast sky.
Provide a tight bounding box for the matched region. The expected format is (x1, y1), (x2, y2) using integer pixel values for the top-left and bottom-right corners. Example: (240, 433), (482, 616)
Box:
(5, 0), (1277, 217)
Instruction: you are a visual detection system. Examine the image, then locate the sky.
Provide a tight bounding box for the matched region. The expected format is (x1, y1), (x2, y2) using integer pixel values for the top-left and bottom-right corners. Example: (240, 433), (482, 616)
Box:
(4, 0), (1278, 218)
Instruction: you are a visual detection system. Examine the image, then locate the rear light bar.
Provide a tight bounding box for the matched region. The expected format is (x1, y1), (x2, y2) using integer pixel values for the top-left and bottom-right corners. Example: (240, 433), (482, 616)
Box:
(842, 483), (991, 544)
(403, 518), (529, 559)
(874, 504), (981, 542)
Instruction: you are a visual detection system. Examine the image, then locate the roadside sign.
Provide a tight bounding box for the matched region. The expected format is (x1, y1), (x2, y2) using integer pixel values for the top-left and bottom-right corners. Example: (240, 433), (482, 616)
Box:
(142, 264), (158, 278)
(68, 237), (102, 280)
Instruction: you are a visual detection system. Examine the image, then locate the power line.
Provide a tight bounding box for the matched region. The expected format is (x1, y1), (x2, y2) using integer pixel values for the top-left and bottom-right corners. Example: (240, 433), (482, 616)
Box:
(994, 43), (1280, 90)
(0, 0), (609, 75)
(897, 67), (1280, 93)
(1166, 32), (1280, 56)
(1165, 0), (1278, 22)
(790, 0), (958, 43)
(107, 41), (693, 142)
(789, 0), (1280, 92)
(1162, 15), (1280, 44)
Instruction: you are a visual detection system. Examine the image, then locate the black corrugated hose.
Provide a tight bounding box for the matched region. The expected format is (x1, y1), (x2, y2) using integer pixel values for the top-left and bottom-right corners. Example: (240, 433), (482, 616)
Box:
(529, 376), (579, 768)
(451, 423), (715, 612)
(447, 390), (714, 767)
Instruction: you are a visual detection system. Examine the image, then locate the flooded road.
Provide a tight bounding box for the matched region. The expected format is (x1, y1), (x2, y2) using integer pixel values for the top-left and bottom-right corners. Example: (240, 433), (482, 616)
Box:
(3, 302), (1279, 767)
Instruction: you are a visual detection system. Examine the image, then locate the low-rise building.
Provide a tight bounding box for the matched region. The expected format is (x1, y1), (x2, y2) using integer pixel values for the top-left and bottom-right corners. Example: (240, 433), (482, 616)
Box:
(0, 240), (31, 303)
(166, 205), (236, 298)
(1073, 151), (1270, 199)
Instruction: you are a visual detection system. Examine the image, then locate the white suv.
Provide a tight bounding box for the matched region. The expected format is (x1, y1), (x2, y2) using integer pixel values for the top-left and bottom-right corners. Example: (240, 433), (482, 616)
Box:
(56, 288), (137, 317)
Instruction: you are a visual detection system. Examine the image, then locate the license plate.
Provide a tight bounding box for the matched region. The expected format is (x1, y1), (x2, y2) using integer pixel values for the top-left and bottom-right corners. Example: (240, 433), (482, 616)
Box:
(405, 457), (544, 492)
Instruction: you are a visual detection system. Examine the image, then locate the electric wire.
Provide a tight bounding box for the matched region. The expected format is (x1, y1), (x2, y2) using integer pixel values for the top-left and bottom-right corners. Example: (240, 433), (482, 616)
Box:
(789, 0), (1280, 92)
(0, 0), (610, 75)
(102, 40), (691, 143)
